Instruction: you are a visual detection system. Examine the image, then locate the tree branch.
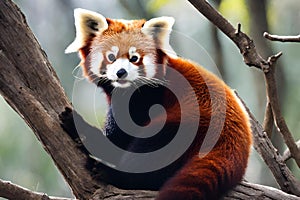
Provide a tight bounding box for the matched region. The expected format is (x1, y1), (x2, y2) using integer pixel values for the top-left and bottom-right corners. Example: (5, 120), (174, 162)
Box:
(235, 92), (300, 196)
(2, 178), (299, 200)
(263, 101), (274, 138)
(94, 181), (300, 200)
(0, 179), (73, 200)
(225, 181), (300, 200)
(1, 0), (300, 199)
(264, 32), (300, 43)
(264, 53), (300, 167)
(283, 140), (300, 162)
(245, 0), (279, 140)
(187, 0), (268, 71)
(187, 0), (300, 184)
(0, 0), (104, 199)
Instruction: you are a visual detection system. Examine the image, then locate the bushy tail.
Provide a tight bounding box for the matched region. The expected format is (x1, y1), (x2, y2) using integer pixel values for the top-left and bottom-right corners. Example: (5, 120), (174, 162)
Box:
(156, 145), (250, 200)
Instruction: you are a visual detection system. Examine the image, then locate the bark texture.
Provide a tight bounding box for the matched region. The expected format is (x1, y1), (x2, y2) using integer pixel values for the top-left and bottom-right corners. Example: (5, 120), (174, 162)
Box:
(0, 0), (299, 199)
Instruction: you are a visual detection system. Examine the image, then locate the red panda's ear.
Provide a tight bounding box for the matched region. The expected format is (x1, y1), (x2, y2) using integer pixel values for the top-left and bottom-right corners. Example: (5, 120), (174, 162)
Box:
(141, 17), (176, 56)
(65, 8), (108, 54)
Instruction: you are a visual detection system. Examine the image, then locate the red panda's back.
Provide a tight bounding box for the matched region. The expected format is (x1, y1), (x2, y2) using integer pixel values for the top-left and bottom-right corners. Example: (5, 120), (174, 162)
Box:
(156, 56), (252, 200)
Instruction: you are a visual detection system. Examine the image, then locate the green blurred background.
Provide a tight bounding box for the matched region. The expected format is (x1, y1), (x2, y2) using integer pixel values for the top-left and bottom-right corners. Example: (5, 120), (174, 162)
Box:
(0, 0), (299, 198)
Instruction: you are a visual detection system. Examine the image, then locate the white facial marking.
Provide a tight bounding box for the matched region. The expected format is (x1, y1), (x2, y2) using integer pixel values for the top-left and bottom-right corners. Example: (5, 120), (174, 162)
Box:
(111, 46), (119, 54)
(129, 47), (136, 55)
(106, 46), (119, 62)
(90, 53), (103, 75)
(143, 55), (156, 78)
(106, 58), (139, 88)
(113, 81), (131, 88)
(129, 46), (140, 63)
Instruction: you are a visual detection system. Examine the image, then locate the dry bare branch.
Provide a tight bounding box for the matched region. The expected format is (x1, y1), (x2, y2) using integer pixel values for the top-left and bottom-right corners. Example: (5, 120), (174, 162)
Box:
(235, 91), (300, 196)
(245, 0), (278, 139)
(187, 0), (300, 173)
(0, 0), (103, 199)
(225, 181), (300, 200)
(187, 0), (268, 71)
(264, 32), (300, 43)
(94, 181), (300, 200)
(283, 140), (300, 162)
(0, 179), (73, 200)
(263, 102), (274, 138)
(263, 52), (300, 168)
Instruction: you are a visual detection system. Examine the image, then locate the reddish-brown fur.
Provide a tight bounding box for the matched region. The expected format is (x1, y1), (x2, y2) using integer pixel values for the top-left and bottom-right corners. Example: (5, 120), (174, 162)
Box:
(76, 18), (252, 200)
(155, 57), (252, 199)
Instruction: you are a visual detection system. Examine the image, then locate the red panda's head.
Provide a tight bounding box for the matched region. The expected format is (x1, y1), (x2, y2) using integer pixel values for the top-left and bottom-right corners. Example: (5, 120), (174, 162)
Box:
(66, 8), (175, 88)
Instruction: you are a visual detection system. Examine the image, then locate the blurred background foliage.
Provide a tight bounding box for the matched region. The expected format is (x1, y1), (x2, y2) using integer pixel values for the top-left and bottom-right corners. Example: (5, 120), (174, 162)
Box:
(0, 0), (299, 199)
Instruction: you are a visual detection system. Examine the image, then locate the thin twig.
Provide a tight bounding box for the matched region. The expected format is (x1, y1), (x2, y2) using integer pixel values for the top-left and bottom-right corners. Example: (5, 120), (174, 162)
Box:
(0, 179), (74, 200)
(283, 140), (300, 162)
(264, 32), (300, 43)
(187, 0), (268, 71)
(235, 23), (242, 35)
(263, 101), (274, 138)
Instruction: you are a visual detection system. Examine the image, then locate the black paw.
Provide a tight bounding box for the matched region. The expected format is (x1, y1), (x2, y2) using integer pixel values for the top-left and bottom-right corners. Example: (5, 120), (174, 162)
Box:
(59, 107), (73, 125)
(59, 107), (82, 144)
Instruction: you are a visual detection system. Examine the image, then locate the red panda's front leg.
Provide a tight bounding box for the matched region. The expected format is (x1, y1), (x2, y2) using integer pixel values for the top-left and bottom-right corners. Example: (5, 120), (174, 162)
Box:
(156, 144), (250, 200)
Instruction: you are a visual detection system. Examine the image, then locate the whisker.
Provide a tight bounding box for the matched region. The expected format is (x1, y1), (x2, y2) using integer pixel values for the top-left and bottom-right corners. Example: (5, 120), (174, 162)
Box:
(136, 76), (169, 88)
(136, 78), (155, 88)
(132, 81), (141, 93)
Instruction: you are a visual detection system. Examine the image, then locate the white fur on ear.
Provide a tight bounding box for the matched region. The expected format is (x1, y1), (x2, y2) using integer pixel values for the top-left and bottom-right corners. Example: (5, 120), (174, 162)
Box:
(141, 16), (176, 57)
(142, 16), (175, 33)
(65, 8), (108, 53)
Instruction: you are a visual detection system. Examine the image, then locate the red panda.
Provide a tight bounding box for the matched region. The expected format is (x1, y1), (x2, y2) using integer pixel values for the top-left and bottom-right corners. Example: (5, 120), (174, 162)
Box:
(65, 8), (252, 200)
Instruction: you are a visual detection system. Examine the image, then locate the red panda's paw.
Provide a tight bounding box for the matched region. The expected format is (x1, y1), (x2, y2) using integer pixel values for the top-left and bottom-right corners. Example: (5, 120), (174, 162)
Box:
(156, 187), (207, 200)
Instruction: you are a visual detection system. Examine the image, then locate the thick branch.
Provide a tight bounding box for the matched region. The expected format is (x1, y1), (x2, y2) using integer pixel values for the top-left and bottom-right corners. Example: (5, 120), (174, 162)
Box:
(0, 179), (73, 200)
(1, 178), (299, 200)
(235, 92), (300, 196)
(264, 32), (300, 43)
(0, 0), (104, 199)
(225, 181), (300, 200)
(94, 181), (300, 200)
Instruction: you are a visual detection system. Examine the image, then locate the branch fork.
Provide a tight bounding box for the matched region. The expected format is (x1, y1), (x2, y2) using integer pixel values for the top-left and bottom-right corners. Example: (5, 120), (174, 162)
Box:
(188, 0), (300, 196)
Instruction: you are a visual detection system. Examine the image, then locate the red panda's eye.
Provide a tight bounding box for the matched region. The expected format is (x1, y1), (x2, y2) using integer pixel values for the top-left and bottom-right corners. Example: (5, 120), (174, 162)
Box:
(107, 54), (116, 62)
(130, 55), (139, 63)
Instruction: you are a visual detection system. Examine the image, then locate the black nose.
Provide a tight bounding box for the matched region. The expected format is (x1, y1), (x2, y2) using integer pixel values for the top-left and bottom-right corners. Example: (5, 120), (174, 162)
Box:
(116, 68), (128, 79)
